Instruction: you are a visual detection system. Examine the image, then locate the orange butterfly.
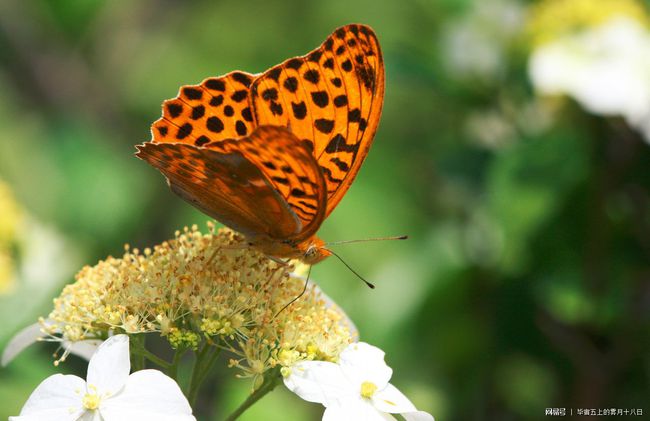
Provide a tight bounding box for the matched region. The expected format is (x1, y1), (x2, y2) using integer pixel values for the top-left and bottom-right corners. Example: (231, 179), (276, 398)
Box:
(136, 24), (384, 264)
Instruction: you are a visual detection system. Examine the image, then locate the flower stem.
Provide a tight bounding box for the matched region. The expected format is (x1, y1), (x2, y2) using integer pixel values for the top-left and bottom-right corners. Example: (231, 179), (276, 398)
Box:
(224, 369), (281, 421)
(130, 334), (146, 371)
(187, 342), (220, 406)
(168, 348), (185, 379)
(133, 346), (173, 370)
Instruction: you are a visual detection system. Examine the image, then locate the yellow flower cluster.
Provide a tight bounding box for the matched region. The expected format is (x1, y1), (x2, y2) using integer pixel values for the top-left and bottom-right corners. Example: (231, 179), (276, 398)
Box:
(527, 0), (650, 45)
(45, 224), (354, 377)
(0, 179), (21, 294)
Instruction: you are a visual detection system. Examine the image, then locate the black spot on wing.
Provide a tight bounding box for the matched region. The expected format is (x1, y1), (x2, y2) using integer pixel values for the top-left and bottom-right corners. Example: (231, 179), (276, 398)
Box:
(308, 50), (323, 63)
(236, 120), (247, 136)
(330, 157), (350, 172)
(333, 95), (347, 107)
(183, 87), (203, 100)
(195, 135), (210, 146)
(191, 105), (205, 120)
(241, 107), (253, 122)
(176, 123), (193, 139)
(292, 101), (307, 119)
(286, 58), (303, 70)
(267, 67), (282, 81)
(262, 88), (278, 101)
(206, 116), (224, 133)
(167, 103), (182, 118)
(210, 95), (224, 107)
(231, 90), (248, 102)
(311, 91), (329, 108)
(284, 77), (298, 93)
(303, 69), (320, 84)
(232, 72), (253, 87)
(204, 78), (225, 91)
(315, 119), (334, 134)
(325, 133), (359, 153)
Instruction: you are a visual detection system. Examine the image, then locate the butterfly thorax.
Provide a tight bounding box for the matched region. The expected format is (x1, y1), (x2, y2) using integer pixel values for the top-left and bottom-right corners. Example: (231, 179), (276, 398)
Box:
(254, 235), (331, 265)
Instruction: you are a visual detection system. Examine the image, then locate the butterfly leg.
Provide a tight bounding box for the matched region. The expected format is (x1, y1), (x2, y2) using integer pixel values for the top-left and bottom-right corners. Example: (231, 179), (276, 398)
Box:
(205, 242), (249, 265)
(265, 255), (291, 266)
(274, 265), (312, 318)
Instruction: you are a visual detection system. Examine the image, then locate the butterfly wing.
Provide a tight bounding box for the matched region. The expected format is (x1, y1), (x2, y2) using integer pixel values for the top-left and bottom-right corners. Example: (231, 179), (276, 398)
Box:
(204, 125), (326, 242)
(136, 126), (325, 242)
(250, 24), (384, 217)
(151, 71), (257, 146)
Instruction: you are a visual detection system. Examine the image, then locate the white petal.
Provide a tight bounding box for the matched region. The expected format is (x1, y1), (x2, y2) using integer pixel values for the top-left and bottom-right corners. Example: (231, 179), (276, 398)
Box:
(65, 340), (103, 361)
(100, 408), (195, 421)
(372, 383), (417, 414)
(2, 323), (48, 366)
(339, 342), (393, 389)
(403, 411), (435, 421)
(102, 369), (193, 417)
(86, 335), (130, 395)
(14, 373), (85, 420)
(283, 361), (354, 406)
(323, 400), (396, 421)
(79, 412), (101, 421)
(9, 408), (86, 421)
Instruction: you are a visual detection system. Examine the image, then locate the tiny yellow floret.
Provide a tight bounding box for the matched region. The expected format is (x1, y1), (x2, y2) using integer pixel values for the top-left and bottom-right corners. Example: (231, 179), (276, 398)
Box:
(360, 381), (378, 399)
(82, 393), (100, 410)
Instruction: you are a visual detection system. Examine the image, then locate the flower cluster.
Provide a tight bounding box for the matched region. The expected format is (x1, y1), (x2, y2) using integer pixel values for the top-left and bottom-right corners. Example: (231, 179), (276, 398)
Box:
(0, 179), (21, 294)
(44, 224), (354, 378)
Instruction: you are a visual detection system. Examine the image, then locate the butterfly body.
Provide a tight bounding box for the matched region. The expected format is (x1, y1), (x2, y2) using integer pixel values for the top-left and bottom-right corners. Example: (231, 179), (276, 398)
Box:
(136, 24), (384, 264)
(254, 235), (331, 265)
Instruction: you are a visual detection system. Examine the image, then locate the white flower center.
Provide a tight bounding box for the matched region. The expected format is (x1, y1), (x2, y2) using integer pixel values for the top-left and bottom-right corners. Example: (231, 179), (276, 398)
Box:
(82, 384), (102, 410)
(82, 392), (101, 410)
(360, 381), (378, 399)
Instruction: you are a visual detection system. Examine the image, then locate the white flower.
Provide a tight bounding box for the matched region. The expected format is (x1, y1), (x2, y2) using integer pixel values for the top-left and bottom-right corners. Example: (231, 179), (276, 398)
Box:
(529, 17), (650, 142)
(10, 334), (195, 421)
(2, 321), (101, 367)
(283, 342), (433, 421)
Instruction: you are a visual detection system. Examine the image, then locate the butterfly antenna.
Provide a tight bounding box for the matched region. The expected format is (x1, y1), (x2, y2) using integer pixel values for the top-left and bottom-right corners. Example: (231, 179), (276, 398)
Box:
(274, 264), (312, 318)
(326, 235), (408, 246)
(326, 248), (375, 289)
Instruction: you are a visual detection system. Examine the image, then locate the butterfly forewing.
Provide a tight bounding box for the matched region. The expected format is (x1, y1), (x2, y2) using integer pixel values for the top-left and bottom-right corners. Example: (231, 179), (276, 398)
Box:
(250, 24), (384, 217)
(151, 71), (257, 147)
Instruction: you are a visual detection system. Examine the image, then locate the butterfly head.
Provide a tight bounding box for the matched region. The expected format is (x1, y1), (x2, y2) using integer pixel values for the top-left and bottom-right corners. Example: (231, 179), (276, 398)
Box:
(300, 237), (331, 265)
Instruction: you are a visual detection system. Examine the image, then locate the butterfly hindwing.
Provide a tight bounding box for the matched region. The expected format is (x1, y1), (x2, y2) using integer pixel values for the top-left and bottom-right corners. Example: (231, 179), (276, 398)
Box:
(136, 140), (301, 239)
(137, 126), (325, 242)
(250, 24), (384, 217)
(204, 126), (327, 242)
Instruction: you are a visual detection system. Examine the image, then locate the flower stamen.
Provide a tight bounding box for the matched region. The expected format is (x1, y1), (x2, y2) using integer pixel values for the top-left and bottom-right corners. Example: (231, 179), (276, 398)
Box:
(360, 381), (378, 399)
(82, 392), (100, 410)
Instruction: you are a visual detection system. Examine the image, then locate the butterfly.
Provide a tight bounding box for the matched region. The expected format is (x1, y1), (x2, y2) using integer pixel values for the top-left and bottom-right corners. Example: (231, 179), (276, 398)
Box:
(136, 24), (384, 264)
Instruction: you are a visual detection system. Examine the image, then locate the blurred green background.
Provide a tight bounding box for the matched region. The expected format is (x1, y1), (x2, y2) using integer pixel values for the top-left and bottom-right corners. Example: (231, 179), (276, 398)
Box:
(1, 0), (649, 420)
